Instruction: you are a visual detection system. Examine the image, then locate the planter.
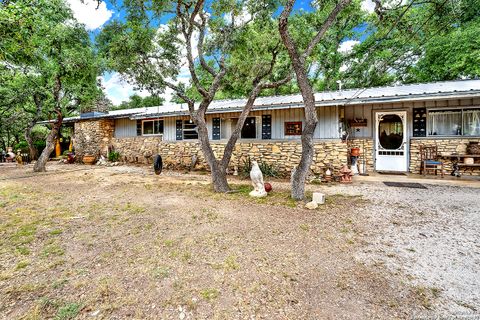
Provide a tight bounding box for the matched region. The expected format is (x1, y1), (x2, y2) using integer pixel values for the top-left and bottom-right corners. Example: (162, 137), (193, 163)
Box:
(466, 141), (480, 155)
(83, 154), (96, 165)
(350, 147), (360, 157)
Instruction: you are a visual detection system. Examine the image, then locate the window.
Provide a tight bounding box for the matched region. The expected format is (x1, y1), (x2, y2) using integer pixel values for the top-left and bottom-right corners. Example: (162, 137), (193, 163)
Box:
(142, 119), (164, 135)
(285, 121), (302, 135)
(427, 108), (480, 136)
(463, 109), (480, 136)
(241, 117), (256, 139)
(183, 120), (198, 140)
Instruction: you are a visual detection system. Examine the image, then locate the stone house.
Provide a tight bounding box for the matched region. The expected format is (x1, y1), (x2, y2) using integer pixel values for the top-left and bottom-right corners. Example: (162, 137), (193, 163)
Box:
(67, 79), (480, 175)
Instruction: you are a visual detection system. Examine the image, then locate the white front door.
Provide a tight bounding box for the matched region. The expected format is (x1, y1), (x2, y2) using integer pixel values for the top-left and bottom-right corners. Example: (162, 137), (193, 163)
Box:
(375, 111), (408, 172)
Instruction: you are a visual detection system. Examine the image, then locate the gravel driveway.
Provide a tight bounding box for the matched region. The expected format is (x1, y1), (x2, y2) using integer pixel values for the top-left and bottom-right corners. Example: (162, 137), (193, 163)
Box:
(321, 181), (480, 315)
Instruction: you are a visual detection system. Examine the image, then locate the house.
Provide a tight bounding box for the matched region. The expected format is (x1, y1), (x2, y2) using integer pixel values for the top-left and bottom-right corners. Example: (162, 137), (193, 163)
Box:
(63, 79), (480, 175)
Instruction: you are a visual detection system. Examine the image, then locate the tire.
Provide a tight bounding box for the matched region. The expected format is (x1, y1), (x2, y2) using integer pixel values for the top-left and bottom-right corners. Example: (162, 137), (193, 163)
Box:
(154, 154), (163, 175)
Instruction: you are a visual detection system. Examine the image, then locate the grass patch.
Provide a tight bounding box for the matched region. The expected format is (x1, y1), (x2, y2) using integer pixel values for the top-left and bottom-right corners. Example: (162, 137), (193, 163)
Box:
(54, 302), (82, 320)
(16, 246), (31, 256)
(16, 260), (30, 270)
(199, 288), (220, 301)
(223, 254), (239, 271)
(49, 229), (63, 236)
(152, 266), (170, 279)
(41, 243), (65, 258)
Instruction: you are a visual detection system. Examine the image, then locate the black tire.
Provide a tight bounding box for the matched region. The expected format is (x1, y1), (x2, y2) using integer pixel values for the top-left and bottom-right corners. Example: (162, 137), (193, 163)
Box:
(154, 154), (163, 175)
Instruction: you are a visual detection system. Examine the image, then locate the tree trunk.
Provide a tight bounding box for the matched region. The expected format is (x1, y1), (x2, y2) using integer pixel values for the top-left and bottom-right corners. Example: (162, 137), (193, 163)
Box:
(25, 124), (37, 160)
(33, 115), (62, 172)
(195, 110), (230, 192)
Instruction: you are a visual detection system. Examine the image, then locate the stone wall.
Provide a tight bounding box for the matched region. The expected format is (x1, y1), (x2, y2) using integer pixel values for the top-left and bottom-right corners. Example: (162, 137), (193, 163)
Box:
(349, 139), (375, 173)
(410, 138), (480, 175)
(74, 119), (114, 160)
(111, 137), (349, 175)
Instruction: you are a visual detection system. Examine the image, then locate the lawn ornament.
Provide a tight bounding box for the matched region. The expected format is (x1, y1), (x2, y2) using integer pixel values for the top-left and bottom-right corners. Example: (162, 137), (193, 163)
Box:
(154, 154), (163, 175)
(340, 165), (353, 183)
(264, 182), (272, 193)
(249, 160), (267, 198)
(15, 151), (23, 165)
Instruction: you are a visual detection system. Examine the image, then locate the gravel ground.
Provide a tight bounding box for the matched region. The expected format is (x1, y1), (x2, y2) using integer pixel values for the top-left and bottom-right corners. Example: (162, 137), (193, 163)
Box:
(1, 163), (479, 319)
(321, 181), (480, 316)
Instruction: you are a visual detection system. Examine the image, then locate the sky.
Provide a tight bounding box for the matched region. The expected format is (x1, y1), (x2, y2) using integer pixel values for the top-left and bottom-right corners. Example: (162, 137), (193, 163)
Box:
(66, 0), (376, 105)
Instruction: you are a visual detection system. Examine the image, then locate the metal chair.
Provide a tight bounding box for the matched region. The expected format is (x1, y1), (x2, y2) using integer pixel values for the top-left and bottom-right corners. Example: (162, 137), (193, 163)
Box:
(420, 145), (444, 177)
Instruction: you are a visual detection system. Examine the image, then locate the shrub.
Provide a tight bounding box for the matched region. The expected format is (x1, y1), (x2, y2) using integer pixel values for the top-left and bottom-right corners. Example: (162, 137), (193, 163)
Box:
(14, 141), (29, 153)
(108, 151), (120, 162)
(239, 157), (280, 179)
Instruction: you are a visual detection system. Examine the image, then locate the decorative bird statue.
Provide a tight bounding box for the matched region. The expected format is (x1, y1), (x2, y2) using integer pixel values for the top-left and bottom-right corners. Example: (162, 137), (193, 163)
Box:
(249, 160), (267, 198)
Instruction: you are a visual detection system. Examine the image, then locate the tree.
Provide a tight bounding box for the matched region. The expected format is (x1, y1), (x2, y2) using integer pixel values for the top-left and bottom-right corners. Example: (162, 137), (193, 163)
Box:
(97, 0), (291, 192)
(344, 0), (480, 87)
(112, 94), (164, 110)
(0, 0), (100, 171)
(278, 0), (352, 200)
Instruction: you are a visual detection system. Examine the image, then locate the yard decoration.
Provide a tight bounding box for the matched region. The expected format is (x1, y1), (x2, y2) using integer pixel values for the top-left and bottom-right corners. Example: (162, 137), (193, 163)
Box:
(154, 154), (163, 175)
(249, 160), (267, 198)
(83, 154), (96, 165)
(264, 182), (272, 193)
(340, 165), (353, 183)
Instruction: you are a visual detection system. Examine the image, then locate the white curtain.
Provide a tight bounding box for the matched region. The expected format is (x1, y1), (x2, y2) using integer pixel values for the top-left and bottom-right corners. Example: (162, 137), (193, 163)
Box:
(428, 111), (462, 136)
(463, 109), (480, 136)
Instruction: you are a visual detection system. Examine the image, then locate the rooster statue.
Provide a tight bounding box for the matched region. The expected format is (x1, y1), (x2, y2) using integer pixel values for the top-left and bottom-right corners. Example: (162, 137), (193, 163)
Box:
(249, 160), (267, 198)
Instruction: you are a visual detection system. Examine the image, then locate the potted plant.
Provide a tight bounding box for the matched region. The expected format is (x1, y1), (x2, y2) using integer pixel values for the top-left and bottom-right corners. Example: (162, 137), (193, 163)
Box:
(83, 154), (96, 165)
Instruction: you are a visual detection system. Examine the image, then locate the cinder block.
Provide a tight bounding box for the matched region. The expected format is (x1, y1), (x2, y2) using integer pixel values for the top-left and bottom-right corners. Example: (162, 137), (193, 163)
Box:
(312, 192), (325, 205)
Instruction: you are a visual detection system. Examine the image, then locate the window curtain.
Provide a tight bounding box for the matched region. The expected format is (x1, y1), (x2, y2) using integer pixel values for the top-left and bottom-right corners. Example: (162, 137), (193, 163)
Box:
(428, 111), (462, 136)
(463, 109), (480, 136)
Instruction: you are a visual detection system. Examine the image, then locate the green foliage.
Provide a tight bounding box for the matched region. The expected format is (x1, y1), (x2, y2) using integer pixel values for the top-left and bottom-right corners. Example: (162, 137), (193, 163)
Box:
(112, 94), (164, 110)
(239, 157), (281, 179)
(54, 302), (81, 320)
(0, 0), (101, 157)
(108, 151), (120, 162)
(345, 0), (480, 87)
(14, 141), (28, 152)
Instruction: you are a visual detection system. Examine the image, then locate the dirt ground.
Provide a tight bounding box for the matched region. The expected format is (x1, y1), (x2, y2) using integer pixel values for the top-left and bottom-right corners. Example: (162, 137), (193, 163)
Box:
(0, 163), (477, 319)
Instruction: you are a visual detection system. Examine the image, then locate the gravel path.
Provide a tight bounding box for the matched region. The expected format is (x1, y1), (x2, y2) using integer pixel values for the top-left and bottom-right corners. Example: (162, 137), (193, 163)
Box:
(321, 181), (480, 315)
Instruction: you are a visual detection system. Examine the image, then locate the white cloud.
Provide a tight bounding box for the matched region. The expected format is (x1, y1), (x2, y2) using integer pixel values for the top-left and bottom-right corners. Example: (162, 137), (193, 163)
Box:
(66, 0), (113, 30)
(361, 0), (376, 13)
(100, 73), (149, 105)
(338, 40), (360, 53)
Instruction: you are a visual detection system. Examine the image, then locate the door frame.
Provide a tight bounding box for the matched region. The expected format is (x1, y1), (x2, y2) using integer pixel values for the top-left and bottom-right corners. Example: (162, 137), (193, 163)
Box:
(374, 110), (409, 172)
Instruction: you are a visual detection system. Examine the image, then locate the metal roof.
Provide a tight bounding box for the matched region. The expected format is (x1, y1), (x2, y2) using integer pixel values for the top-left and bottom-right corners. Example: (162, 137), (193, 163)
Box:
(55, 79), (480, 123)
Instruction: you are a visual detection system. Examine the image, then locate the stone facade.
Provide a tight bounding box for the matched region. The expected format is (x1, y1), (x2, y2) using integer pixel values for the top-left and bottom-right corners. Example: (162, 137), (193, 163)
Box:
(74, 119), (114, 160)
(110, 137), (349, 175)
(349, 139), (375, 173)
(410, 138), (480, 175)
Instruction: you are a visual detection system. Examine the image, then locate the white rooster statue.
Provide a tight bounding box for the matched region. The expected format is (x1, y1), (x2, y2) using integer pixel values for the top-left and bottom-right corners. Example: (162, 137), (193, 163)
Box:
(249, 160), (267, 198)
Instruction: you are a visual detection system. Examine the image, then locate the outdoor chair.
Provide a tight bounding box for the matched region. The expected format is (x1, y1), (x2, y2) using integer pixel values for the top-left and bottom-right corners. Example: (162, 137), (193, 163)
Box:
(419, 145), (444, 177)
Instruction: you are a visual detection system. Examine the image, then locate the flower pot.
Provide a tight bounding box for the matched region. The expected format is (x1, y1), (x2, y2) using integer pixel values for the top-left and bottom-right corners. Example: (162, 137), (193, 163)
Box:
(350, 147), (360, 157)
(83, 154), (96, 165)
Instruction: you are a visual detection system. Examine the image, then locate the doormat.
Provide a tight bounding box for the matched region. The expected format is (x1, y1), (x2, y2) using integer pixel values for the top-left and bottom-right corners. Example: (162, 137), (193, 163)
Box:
(383, 182), (427, 189)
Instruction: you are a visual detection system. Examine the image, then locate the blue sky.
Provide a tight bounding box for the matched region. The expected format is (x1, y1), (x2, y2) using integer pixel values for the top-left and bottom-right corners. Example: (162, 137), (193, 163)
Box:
(66, 0), (375, 105)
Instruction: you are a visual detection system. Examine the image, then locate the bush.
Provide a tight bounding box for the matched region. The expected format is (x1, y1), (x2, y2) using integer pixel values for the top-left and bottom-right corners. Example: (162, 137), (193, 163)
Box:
(239, 157), (280, 179)
(34, 140), (46, 154)
(108, 151), (120, 162)
(14, 141), (29, 153)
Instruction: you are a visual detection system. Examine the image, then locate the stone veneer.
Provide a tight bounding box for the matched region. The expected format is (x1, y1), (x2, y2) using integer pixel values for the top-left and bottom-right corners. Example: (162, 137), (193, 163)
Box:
(410, 138), (480, 175)
(74, 119), (114, 160)
(349, 139), (375, 173)
(110, 137), (349, 175)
